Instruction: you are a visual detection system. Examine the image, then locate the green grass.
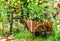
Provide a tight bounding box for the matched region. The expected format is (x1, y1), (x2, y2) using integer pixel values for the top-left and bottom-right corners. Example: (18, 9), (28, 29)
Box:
(0, 16), (60, 41)
(13, 30), (33, 41)
(13, 19), (60, 41)
(13, 30), (32, 38)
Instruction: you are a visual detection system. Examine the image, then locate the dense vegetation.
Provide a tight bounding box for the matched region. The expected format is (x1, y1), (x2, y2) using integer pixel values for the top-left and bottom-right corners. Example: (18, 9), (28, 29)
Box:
(0, 0), (60, 41)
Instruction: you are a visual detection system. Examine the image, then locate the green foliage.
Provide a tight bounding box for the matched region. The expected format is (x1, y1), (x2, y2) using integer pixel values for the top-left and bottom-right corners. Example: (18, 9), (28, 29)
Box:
(0, 0), (54, 22)
(0, 0), (60, 41)
(55, 31), (60, 41)
(33, 37), (43, 41)
(13, 30), (32, 39)
(12, 22), (24, 32)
